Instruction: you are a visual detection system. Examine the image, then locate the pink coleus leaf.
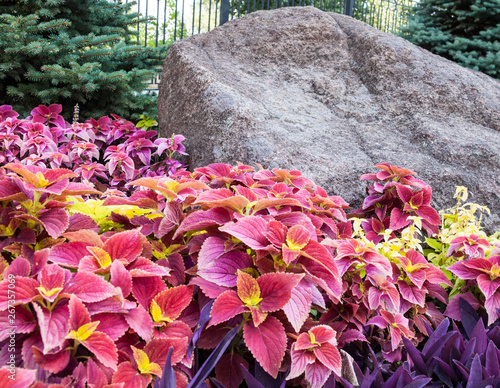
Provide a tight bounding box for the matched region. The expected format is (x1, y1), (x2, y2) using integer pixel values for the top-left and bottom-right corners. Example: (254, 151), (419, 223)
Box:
(49, 241), (93, 268)
(38, 208), (69, 238)
(173, 207), (231, 238)
(485, 293), (500, 326)
(125, 305), (154, 342)
(189, 276), (229, 298)
(63, 229), (103, 247)
(283, 279), (313, 333)
(102, 229), (143, 264)
(243, 316), (287, 378)
(313, 342), (341, 375)
(32, 345), (71, 373)
(132, 276), (167, 310)
(110, 260), (132, 298)
(127, 257), (171, 277)
(68, 294), (91, 331)
(82, 331), (118, 370)
(0, 180), (27, 202)
(112, 361), (151, 388)
(150, 285), (193, 324)
(4, 257), (31, 278)
(209, 290), (245, 327)
(199, 250), (253, 288)
(219, 216), (270, 250)
(155, 201), (183, 238)
(0, 306), (36, 341)
(33, 302), (69, 354)
(389, 208), (411, 230)
(86, 358), (108, 388)
(144, 337), (188, 366)
(0, 367), (36, 388)
(305, 361), (333, 388)
(398, 281), (427, 307)
(38, 263), (65, 302)
(94, 313), (129, 341)
(64, 271), (117, 303)
(67, 213), (100, 232)
(286, 225), (311, 250)
(258, 272), (304, 312)
(0, 277), (39, 310)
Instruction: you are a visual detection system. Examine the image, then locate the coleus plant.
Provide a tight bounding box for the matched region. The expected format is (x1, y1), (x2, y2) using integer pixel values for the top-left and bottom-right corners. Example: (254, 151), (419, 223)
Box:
(0, 161), (456, 388)
(0, 104), (186, 194)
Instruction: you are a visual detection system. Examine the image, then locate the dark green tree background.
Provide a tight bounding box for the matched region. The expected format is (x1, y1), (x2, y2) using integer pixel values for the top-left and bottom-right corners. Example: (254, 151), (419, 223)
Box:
(0, 0), (169, 120)
(400, 0), (500, 79)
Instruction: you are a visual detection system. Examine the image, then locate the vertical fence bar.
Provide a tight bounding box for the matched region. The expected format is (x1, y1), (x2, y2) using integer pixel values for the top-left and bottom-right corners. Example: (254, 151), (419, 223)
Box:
(174, 0), (178, 41)
(192, 0), (196, 35)
(145, 0), (149, 46)
(220, 0), (230, 24)
(344, 0), (353, 16)
(163, 0), (167, 44)
(208, 0), (212, 30)
(155, 0), (159, 46)
(199, 0), (202, 33)
(181, 0), (185, 38)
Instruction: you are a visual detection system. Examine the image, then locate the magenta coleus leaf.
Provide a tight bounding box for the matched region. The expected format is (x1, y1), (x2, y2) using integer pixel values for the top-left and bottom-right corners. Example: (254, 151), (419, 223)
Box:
(110, 260), (133, 298)
(0, 306), (36, 341)
(38, 263), (66, 302)
(150, 285), (193, 324)
(243, 316), (287, 378)
(112, 361), (152, 388)
(32, 345), (71, 373)
(0, 367), (36, 388)
(33, 302), (69, 354)
(144, 337), (189, 366)
(209, 290), (246, 327)
(173, 207), (231, 239)
(93, 313), (129, 341)
(132, 276), (167, 310)
(283, 279), (313, 333)
(258, 272), (304, 312)
(49, 241), (93, 268)
(125, 305), (154, 342)
(0, 276), (39, 310)
(82, 331), (118, 371)
(155, 201), (183, 238)
(389, 208), (411, 230)
(64, 271), (117, 303)
(199, 250), (253, 288)
(68, 294), (91, 331)
(38, 208), (69, 238)
(127, 257), (171, 277)
(219, 216), (270, 250)
(102, 229), (143, 264)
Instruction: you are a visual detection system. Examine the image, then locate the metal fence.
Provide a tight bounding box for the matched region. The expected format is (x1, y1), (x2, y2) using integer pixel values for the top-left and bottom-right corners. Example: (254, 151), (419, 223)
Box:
(124, 0), (416, 88)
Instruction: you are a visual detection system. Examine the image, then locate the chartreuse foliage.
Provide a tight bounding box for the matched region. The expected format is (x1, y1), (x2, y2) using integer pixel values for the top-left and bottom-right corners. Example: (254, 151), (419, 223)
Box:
(0, 158), (499, 387)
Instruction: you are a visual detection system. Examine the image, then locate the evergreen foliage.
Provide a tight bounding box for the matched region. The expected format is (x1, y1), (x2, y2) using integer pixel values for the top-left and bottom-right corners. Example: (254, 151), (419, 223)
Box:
(400, 0), (500, 79)
(0, 0), (168, 120)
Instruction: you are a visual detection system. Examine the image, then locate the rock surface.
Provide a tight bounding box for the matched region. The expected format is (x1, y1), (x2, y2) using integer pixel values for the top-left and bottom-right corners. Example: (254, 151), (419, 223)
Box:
(158, 6), (500, 230)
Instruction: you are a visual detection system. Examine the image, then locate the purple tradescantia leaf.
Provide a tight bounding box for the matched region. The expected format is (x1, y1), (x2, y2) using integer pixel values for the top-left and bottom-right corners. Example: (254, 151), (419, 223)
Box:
(186, 325), (240, 388)
(187, 300), (214, 358)
(466, 354), (483, 388)
(154, 347), (176, 388)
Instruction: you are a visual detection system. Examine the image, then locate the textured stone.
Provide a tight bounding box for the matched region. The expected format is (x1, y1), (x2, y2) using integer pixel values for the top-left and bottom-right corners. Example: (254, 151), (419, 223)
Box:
(158, 6), (500, 230)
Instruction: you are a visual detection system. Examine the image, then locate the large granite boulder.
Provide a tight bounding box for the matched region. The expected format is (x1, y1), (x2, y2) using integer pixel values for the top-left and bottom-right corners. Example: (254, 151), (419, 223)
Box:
(158, 6), (500, 230)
